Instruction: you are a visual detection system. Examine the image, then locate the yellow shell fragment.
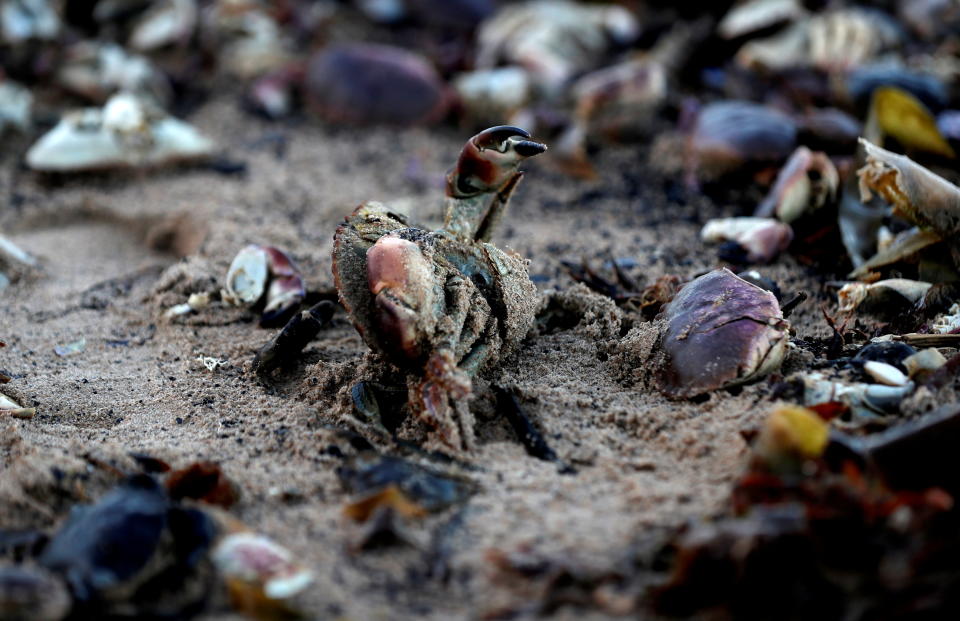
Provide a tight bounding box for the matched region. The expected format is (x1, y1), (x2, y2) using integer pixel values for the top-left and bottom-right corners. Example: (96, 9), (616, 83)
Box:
(755, 405), (829, 465)
(870, 87), (955, 159)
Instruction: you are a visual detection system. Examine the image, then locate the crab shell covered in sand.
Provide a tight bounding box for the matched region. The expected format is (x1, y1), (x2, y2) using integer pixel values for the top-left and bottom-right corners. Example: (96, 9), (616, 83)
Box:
(332, 126), (546, 450)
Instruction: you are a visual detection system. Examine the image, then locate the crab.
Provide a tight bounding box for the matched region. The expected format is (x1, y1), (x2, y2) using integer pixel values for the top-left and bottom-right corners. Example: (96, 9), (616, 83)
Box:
(332, 126), (546, 450)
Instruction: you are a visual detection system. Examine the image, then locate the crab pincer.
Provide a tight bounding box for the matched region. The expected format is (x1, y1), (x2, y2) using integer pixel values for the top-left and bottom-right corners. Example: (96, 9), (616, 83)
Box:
(333, 126), (545, 451)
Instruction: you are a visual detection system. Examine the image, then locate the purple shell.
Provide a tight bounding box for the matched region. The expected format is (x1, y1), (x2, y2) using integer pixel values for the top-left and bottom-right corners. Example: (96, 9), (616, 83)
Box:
(656, 268), (789, 398)
(304, 43), (448, 126)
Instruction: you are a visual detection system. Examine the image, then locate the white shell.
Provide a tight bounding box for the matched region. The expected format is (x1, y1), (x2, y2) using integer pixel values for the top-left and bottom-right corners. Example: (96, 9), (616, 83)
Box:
(903, 348), (947, 377)
(222, 245), (269, 307)
(212, 532), (313, 600)
(700, 217), (793, 263)
(837, 278), (932, 313)
(25, 93), (214, 172)
(129, 0), (198, 51)
(718, 0), (804, 39)
(0, 80), (32, 134)
(1, 0), (60, 43)
(863, 360), (909, 386)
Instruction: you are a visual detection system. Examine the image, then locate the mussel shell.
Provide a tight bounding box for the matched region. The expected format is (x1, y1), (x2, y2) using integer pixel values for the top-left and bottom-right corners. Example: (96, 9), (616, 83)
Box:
(305, 44), (448, 126)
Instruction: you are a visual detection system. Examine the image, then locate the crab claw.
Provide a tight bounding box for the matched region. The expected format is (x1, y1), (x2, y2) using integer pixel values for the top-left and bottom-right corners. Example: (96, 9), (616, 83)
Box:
(451, 125), (547, 198)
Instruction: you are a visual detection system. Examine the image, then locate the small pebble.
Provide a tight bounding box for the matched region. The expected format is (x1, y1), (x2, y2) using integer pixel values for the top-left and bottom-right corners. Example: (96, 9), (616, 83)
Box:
(863, 360), (909, 386)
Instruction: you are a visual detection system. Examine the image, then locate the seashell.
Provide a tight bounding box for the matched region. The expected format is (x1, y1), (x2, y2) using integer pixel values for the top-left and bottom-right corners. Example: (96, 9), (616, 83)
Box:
(453, 67), (532, 126)
(932, 303), (960, 334)
(25, 93), (215, 172)
(700, 217), (793, 264)
(211, 5), (289, 79)
(1, 392), (35, 419)
(837, 278), (932, 314)
(847, 227), (941, 279)
(0, 80), (32, 135)
(128, 0), (197, 51)
(222, 245), (305, 326)
(853, 341), (916, 372)
(857, 138), (960, 237)
(755, 146), (838, 223)
(1, 0), (60, 44)
(56, 42), (171, 104)
(656, 268), (790, 398)
(688, 101), (798, 179)
(801, 371), (913, 419)
(862, 361), (909, 387)
(211, 532), (313, 613)
(475, 0), (638, 95)
(866, 87), (955, 159)
(717, 0), (805, 40)
(305, 43), (448, 126)
(0, 564), (71, 621)
(903, 348), (947, 380)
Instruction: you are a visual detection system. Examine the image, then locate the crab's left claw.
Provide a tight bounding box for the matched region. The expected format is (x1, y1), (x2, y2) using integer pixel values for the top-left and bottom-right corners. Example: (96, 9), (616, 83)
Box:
(451, 126), (547, 198)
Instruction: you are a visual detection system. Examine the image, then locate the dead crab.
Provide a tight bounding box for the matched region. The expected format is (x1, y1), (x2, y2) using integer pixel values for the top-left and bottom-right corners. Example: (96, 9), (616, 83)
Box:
(332, 126), (546, 450)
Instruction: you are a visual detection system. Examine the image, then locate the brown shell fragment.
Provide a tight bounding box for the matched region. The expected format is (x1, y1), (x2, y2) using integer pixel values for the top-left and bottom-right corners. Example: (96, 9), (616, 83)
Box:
(857, 138), (960, 236)
(755, 146), (838, 223)
(656, 268), (790, 398)
(304, 44), (448, 126)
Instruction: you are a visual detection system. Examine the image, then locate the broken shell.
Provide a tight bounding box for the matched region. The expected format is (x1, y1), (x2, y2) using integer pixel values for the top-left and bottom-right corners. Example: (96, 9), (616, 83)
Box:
(0, 392), (35, 419)
(25, 93), (214, 172)
(717, 0), (805, 40)
(0, 80), (32, 135)
(211, 532), (313, 604)
(222, 245), (305, 326)
(128, 0), (198, 51)
(656, 268), (790, 398)
(857, 138), (960, 237)
(688, 101), (798, 179)
(56, 42), (171, 104)
(700, 217), (793, 264)
(453, 67), (532, 126)
(837, 279), (932, 314)
(801, 371), (914, 419)
(754, 147), (838, 223)
(305, 43), (448, 126)
(903, 348), (947, 380)
(863, 361), (909, 387)
(0, 564), (71, 621)
(932, 303), (960, 334)
(475, 0), (638, 95)
(223, 245), (268, 306)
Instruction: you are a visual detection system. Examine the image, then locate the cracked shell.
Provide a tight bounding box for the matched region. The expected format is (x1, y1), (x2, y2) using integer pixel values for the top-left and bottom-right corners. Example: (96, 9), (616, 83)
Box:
(656, 268), (790, 398)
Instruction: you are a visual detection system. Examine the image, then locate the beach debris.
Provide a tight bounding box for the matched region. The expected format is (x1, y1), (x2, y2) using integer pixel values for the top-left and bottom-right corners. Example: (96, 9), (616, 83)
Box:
(801, 371), (915, 422)
(222, 245), (305, 327)
(56, 42), (171, 104)
(53, 338), (85, 357)
(933, 303), (960, 334)
(0, 393), (35, 419)
(475, 0), (638, 95)
(717, 0), (805, 40)
(40, 475), (216, 615)
(0, 80), (32, 135)
(25, 93), (215, 172)
(852, 341), (916, 372)
(844, 64), (948, 114)
(0, 564), (71, 621)
(495, 386), (572, 472)
(453, 67), (531, 126)
(128, 0), (198, 51)
(166, 461), (238, 508)
(338, 454), (472, 518)
(700, 217), (793, 264)
(252, 301), (335, 377)
(866, 86), (956, 158)
(332, 126), (545, 450)
(754, 146), (839, 223)
(798, 107), (862, 153)
(687, 101), (797, 181)
(857, 138), (960, 238)
(0, 233), (37, 269)
(903, 348), (947, 381)
(210, 2), (289, 79)
(862, 361), (909, 387)
(211, 532), (313, 619)
(752, 405), (828, 474)
(656, 268), (790, 398)
(1, 0), (60, 44)
(163, 291), (211, 319)
(837, 279), (933, 314)
(304, 43), (449, 126)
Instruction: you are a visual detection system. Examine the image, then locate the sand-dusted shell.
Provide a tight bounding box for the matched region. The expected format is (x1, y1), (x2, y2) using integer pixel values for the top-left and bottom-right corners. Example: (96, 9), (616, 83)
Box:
(222, 245), (305, 326)
(837, 278), (932, 314)
(305, 43), (448, 126)
(656, 268), (790, 398)
(56, 42), (170, 104)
